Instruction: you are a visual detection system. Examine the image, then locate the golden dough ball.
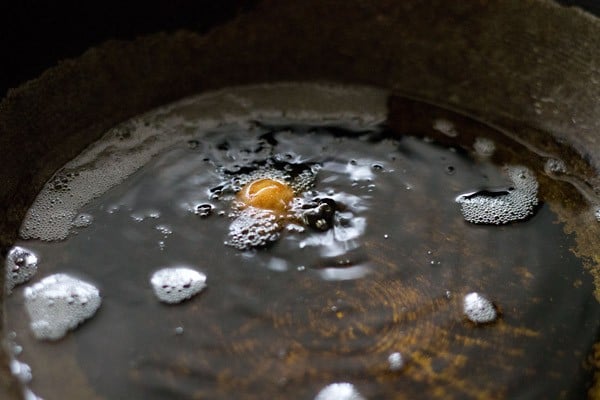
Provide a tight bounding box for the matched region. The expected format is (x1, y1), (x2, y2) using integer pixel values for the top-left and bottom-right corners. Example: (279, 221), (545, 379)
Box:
(237, 178), (294, 213)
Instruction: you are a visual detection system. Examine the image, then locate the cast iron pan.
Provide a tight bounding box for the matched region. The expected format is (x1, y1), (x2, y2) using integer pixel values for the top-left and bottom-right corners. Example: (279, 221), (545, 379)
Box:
(1, 1), (600, 398)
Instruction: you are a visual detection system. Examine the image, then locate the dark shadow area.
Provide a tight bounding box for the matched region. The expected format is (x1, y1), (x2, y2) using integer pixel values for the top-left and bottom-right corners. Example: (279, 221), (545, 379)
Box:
(558, 0), (600, 15)
(1, 1), (597, 98)
(0, 1), (255, 97)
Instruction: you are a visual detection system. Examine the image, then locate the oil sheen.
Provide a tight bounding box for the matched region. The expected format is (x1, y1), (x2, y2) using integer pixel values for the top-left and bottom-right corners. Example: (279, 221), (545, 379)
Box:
(4, 84), (600, 400)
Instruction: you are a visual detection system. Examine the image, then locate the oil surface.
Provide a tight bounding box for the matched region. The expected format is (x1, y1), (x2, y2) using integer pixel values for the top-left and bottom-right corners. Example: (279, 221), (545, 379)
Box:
(4, 85), (600, 399)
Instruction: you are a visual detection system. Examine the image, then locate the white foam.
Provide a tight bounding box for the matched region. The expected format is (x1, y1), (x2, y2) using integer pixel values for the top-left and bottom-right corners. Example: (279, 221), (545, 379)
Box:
(5, 246), (39, 294)
(463, 292), (497, 324)
(10, 343), (23, 356)
(150, 267), (207, 304)
(24, 274), (101, 340)
(227, 207), (281, 250)
(155, 224), (173, 236)
(10, 359), (32, 384)
(544, 158), (567, 175)
(23, 388), (42, 400)
(473, 137), (496, 157)
(594, 207), (600, 222)
(433, 118), (458, 137)
(456, 166), (539, 224)
(387, 352), (405, 371)
(20, 83), (388, 241)
(314, 383), (366, 400)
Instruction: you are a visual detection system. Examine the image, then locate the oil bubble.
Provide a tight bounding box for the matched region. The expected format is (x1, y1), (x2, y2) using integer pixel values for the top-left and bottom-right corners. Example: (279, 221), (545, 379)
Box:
(194, 203), (214, 217)
(5, 246), (39, 294)
(23, 388), (42, 400)
(10, 359), (32, 384)
(544, 158), (567, 175)
(594, 207), (600, 222)
(227, 207), (281, 250)
(13, 345), (23, 356)
(150, 267), (207, 304)
(24, 274), (101, 340)
(71, 213), (93, 228)
(463, 292), (497, 324)
(473, 137), (496, 157)
(155, 224), (173, 236)
(388, 352), (405, 371)
(346, 160), (374, 181)
(187, 139), (201, 150)
(456, 166), (538, 224)
(131, 209), (161, 222)
(301, 198), (337, 231)
(314, 382), (365, 400)
(433, 118), (458, 137)
(291, 165), (320, 193)
(298, 202), (366, 258)
(267, 257), (288, 272)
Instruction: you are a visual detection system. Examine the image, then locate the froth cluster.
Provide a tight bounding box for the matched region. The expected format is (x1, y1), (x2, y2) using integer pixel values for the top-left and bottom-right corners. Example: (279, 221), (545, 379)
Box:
(24, 274), (101, 340)
(227, 208), (281, 250)
(463, 292), (497, 324)
(314, 383), (365, 400)
(10, 359), (32, 384)
(19, 146), (158, 241)
(291, 165), (321, 193)
(219, 151), (321, 250)
(543, 158), (567, 175)
(150, 267), (207, 304)
(5, 246), (39, 294)
(456, 166), (539, 224)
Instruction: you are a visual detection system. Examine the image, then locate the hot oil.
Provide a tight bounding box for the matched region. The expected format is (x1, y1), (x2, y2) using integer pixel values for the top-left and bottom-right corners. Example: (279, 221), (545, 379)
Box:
(3, 84), (600, 399)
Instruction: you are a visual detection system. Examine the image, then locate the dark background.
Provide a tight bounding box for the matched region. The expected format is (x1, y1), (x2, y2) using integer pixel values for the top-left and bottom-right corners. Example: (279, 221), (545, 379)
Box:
(0, 0), (597, 98)
(0, 1), (255, 98)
